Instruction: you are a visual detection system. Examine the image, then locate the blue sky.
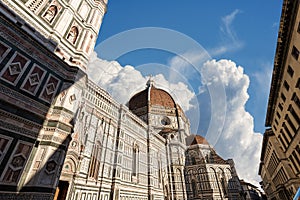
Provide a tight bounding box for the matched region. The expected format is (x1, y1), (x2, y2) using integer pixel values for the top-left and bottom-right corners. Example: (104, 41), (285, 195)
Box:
(96, 0), (282, 134)
(91, 1), (283, 184)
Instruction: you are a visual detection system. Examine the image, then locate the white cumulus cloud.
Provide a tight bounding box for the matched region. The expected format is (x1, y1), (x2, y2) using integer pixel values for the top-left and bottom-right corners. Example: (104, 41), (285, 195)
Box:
(87, 51), (196, 111)
(200, 59), (263, 186)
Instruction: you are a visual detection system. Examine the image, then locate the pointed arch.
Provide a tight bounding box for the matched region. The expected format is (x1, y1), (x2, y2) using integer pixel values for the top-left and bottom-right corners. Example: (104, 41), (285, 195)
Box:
(191, 179), (198, 197)
(188, 150), (197, 165)
(132, 142), (139, 176)
(63, 156), (77, 174)
(88, 140), (101, 179)
(43, 5), (58, 23)
(67, 26), (79, 44)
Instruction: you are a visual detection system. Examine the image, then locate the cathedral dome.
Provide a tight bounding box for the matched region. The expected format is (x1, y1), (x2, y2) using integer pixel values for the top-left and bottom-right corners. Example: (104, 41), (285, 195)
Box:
(149, 87), (176, 108)
(128, 82), (176, 110)
(128, 79), (177, 123)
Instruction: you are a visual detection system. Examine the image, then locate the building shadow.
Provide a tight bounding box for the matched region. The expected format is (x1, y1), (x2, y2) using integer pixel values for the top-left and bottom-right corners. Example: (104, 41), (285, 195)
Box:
(0, 5), (85, 199)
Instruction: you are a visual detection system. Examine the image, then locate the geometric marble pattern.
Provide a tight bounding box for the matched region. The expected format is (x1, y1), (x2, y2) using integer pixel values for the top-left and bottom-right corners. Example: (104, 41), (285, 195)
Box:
(0, 52), (30, 85)
(21, 64), (46, 95)
(8, 62), (22, 76)
(28, 73), (40, 86)
(0, 41), (11, 63)
(39, 74), (60, 103)
(46, 82), (56, 95)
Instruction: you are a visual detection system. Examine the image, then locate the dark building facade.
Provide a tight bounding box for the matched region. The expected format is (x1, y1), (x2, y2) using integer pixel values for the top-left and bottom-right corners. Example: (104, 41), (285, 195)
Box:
(259, 0), (300, 199)
(240, 180), (266, 200)
(0, 0), (106, 199)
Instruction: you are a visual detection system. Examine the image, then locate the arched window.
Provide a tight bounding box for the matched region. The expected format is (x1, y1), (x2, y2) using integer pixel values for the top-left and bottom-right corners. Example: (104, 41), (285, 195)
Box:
(88, 141), (101, 179)
(158, 160), (162, 184)
(189, 150), (197, 165)
(191, 179), (198, 197)
(176, 168), (183, 190)
(225, 168), (235, 189)
(197, 168), (206, 192)
(224, 168), (232, 180)
(67, 26), (79, 44)
(164, 185), (169, 199)
(132, 144), (139, 176)
(217, 168), (228, 197)
(43, 5), (58, 23)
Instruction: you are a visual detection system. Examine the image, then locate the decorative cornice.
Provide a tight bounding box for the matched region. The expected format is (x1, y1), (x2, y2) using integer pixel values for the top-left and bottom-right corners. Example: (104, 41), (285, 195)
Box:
(265, 0), (300, 126)
(259, 128), (274, 163)
(0, 119), (39, 139)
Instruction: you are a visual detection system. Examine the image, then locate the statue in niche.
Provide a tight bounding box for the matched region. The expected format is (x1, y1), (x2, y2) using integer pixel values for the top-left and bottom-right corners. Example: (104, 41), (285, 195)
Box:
(43, 5), (58, 23)
(67, 26), (79, 44)
(205, 154), (209, 163)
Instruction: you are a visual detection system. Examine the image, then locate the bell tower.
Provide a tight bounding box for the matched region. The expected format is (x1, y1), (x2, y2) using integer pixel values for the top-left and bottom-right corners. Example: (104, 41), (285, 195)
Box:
(0, 0), (108, 199)
(1, 0), (107, 71)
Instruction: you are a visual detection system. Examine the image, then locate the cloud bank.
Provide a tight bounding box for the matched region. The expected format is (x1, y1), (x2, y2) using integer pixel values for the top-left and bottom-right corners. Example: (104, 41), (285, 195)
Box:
(88, 51), (196, 111)
(200, 59), (263, 186)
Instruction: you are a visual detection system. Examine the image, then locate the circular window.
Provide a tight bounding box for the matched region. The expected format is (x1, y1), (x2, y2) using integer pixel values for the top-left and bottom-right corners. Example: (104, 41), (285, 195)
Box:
(71, 141), (77, 147)
(161, 116), (171, 125)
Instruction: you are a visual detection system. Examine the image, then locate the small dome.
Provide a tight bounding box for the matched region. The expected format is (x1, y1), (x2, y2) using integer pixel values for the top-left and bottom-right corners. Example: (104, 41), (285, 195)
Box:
(191, 135), (209, 145)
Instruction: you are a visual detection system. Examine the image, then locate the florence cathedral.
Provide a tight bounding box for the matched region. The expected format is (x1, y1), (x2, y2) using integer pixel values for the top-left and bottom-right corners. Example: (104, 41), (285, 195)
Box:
(0, 0), (245, 199)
